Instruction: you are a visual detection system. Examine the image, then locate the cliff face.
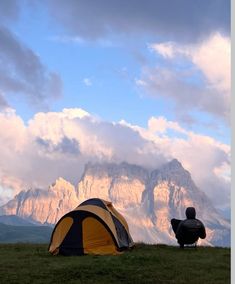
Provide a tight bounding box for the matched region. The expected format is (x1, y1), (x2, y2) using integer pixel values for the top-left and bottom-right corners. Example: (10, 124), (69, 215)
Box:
(77, 162), (148, 208)
(0, 160), (230, 246)
(0, 178), (79, 224)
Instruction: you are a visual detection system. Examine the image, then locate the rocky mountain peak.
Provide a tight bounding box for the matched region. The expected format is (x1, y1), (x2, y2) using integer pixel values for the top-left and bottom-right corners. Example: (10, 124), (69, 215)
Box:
(0, 160), (230, 247)
(83, 161), (149, 182)
(50, 177), (75, 192)
(159, 159), (188, 176)
(150, 159), (195, 189)
(166, 158), (184, 169)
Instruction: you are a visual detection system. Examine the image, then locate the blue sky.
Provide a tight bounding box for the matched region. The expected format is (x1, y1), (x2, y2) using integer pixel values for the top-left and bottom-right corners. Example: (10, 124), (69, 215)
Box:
(0, 0), (231, 211)
(3, 0), (230, 140)
(9, 12), (169, 127)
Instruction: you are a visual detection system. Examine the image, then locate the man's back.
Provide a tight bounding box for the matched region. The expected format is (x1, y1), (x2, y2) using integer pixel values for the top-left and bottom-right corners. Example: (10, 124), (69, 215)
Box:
(171, 207), (206, 247)
(176, 218), (206, 244)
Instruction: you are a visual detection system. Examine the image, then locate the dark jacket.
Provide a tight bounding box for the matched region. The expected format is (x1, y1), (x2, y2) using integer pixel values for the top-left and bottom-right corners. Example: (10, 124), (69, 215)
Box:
(176, 207), (206, 244)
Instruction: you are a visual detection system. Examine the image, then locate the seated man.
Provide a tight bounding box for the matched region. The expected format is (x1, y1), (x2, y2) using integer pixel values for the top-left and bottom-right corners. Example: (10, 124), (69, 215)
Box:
(171, 207), (206, 248)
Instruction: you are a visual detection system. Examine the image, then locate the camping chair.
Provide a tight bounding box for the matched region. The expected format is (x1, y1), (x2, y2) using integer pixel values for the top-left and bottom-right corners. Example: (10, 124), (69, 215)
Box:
(183, 240), (198, 249)
(178, 227), (200, 249)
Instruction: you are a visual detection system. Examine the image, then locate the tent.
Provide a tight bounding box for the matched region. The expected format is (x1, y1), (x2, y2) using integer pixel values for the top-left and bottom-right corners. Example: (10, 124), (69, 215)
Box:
(48, 198), (134, 255)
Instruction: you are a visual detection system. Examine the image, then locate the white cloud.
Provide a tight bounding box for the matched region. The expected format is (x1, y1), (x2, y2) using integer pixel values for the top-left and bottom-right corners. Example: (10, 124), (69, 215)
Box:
(83, 78), (92, 86)
(150, 33), (231, 94)
(146, 33), (231, 122)
(124, 116), (230, 208)
(148, 116), (187, 134)
(136, 66), (228, 122)
(62, 108), (91, 119)
(213, 162), (230, 183)
(0, 108), (230, 210)
(191, 33), (230, 94)
(149, 42), (176, 58)
(135, 79), (147, 87)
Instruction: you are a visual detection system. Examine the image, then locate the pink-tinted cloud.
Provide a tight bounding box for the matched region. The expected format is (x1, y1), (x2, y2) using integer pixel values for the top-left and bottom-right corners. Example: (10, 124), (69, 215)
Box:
(138, 33), (230, 123)
(0, 108), (230, 210)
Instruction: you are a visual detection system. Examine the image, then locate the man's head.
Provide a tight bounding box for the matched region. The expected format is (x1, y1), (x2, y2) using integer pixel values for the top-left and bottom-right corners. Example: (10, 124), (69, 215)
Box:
(185, 207), (196, 219)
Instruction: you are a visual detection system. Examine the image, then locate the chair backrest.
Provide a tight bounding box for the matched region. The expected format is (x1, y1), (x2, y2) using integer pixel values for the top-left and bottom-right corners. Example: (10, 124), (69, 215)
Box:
(179, 219), (202, 244)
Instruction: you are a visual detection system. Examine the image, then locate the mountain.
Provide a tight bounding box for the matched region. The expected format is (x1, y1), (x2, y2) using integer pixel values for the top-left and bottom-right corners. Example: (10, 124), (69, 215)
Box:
(0, 178), (79, 224)
(0, 159), (230, 247)
(0, 223), (53, 243)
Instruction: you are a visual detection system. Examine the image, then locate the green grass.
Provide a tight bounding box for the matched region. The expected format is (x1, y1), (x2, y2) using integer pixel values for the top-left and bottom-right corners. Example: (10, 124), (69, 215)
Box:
(0, 243), (230, 284)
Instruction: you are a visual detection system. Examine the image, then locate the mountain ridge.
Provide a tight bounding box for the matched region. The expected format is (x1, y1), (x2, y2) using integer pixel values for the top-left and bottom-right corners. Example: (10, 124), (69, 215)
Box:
(0, 159), (230, 247)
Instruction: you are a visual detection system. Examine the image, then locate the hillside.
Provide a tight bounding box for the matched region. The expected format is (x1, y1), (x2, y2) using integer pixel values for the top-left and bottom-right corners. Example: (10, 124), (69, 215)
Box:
(0, 215), (37, 226)
(0, 243), (230, 284)
(0, 223), (53, 243)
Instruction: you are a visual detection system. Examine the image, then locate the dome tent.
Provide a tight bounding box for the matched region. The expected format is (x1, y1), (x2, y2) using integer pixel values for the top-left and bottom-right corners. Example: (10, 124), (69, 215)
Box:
(49, 198), (134, 255)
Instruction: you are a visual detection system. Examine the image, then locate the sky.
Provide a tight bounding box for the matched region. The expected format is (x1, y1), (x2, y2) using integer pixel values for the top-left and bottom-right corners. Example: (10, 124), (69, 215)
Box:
(0, 0), (231, 215)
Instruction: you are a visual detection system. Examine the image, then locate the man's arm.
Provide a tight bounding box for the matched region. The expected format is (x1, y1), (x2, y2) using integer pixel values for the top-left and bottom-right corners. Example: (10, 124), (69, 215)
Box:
(176, 221), (184, 240)
(199, 221), (206, 239)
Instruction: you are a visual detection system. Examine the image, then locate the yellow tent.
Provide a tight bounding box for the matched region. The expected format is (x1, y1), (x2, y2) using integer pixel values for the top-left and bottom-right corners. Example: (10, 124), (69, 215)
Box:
(48, 198), (134, 255)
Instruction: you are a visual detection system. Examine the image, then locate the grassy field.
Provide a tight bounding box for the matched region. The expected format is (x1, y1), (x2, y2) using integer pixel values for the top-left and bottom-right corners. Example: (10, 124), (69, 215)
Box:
(0, 243), (230, 284)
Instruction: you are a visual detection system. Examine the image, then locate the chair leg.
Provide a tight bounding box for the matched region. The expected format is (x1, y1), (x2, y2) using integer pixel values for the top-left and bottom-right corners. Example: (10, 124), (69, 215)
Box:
(180, 243), (184, 249)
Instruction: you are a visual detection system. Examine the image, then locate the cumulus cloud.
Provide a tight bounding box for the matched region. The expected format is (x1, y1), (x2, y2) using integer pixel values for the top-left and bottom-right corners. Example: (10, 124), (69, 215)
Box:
(150, 33), (231, 94)
(190, 33), (231, 94)
(131, 118), (231, 208)
(138, 33), (230, 122)
(0, 108), (166, 198)
(148, 116), (187, 135)
(45, 0), (230, 42)
(0, 26), (63, 109)
(137, 66), (229, 121)
(0, 108), (230, 210)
